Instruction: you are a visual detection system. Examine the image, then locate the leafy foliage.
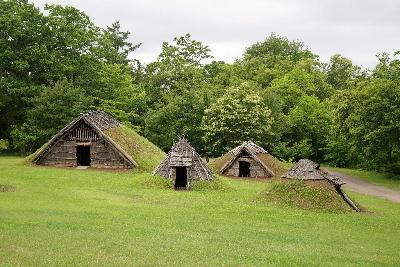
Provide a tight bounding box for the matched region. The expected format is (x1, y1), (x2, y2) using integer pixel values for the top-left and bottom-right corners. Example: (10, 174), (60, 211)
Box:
(0, 1), (399, 173)
(202, 82), (273, 156)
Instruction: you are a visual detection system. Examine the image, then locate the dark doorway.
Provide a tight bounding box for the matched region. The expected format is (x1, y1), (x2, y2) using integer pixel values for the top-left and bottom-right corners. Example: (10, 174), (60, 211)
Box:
(76, 146), (91, 166)
(175, 167), (188, 189)
(239, 161), (251, 177)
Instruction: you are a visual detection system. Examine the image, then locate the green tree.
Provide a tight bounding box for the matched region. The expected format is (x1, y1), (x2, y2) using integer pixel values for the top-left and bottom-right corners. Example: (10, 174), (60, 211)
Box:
(232, 33), (317, 88)
(326, 52), (400, 172)
(11, 79), (89, 152)
(325, 54), (360, 90)
(202, 82), (273, 156)
(142, 34), (214, 152)
(0, 1), (139, 150)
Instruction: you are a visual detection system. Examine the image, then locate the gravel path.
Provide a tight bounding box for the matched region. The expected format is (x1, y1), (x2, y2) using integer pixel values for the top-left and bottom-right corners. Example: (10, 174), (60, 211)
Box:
(326, 170), (400, 203)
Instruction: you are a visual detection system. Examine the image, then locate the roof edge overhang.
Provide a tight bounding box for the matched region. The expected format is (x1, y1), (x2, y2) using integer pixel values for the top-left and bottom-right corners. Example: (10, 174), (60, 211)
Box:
(32, 116), (137, 168)
(220, 146), (275, 176)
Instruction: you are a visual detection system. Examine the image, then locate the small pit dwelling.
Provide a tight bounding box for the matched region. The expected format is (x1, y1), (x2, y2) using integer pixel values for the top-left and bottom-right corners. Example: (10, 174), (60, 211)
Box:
(153, 137), (213, 189)
(32, 111), (164, 170)
(216, 141), (284, 178)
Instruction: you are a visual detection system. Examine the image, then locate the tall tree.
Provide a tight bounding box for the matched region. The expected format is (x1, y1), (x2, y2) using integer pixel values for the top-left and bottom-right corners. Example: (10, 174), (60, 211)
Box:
(11, 79), (90, 152)
(202, 82), (273, 156)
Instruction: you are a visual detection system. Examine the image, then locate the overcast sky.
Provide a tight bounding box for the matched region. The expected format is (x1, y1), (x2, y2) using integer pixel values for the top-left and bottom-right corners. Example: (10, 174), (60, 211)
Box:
(31, 0), (400, 69)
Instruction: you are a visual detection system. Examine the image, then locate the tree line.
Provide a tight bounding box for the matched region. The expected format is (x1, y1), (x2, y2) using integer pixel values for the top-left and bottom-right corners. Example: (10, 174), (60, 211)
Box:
(1, 0), (399, 173)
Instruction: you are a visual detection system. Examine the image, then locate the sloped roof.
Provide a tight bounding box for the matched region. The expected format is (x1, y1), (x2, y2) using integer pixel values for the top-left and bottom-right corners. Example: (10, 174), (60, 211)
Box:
(153, 137), (213, 180)
(219, 141), (283, 176)
(32, 111), (137, 167)
(282, 159), (344, 186)
(83, 110), (120, 130)
(169, 138), (195, 167)
(230, 141), (267, 155)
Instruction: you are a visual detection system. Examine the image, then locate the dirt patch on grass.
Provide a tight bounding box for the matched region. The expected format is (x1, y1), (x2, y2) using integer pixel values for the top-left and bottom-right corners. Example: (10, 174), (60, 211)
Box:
(0, 184), (16, 192)
(256, 179), (355, 213)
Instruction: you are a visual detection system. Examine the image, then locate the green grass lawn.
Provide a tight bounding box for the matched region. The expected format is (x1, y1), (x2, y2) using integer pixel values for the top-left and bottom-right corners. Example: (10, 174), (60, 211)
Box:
(324, 166), (400, 190)
(1, 157), (400, 266)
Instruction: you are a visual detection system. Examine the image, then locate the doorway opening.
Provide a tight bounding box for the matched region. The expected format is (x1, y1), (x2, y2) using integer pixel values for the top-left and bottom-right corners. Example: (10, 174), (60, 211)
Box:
(239, 161), (251, 177)
(175, 167), (188, 189)
(76, 145), (91, 166)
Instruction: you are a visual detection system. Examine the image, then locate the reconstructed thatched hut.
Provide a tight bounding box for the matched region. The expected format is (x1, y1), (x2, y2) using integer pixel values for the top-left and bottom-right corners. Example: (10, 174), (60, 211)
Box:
(153, 137), (213, 189)
(32, 111), (165, 170)
(282, 159), (360, 211)
(214, 141), (284, 178)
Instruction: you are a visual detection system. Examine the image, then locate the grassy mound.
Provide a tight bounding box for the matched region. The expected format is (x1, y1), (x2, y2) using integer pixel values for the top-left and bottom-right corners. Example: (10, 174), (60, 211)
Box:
(209, 153), (231, 173)
(105, 125), (165, 172)
(257, 153), (287, 176)
(256, 180), (353, 213)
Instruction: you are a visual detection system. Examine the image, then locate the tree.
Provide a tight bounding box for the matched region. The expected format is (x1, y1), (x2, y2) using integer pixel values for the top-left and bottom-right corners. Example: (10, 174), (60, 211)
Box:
(325, 54), (360, 90)
(232, 33), (318, 88)
(286, 95), (331, 160)
(97, 21), (141, 66)
(145, 90), (208, 153)
(325, 52), (400, 172)
(11, 79), (89, 152)
(142, 34), (215, 152)
(202, 82), (273, 156)
(0, 1), (139, 151)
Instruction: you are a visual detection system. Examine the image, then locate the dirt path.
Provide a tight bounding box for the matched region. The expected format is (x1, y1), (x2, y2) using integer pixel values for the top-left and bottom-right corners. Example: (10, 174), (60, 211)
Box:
(326, 170), (400, 203)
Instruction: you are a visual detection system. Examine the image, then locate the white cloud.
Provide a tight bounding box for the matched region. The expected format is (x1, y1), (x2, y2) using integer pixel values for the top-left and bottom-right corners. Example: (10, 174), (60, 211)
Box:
(31, 0), (400, 68)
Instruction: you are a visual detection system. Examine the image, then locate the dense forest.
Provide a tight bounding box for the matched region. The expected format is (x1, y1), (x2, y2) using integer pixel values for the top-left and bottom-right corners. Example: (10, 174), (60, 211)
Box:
(1, 0), (399, 173)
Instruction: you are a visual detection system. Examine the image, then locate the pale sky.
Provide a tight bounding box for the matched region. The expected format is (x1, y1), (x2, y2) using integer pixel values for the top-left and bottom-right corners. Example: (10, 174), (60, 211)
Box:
(31, 0), (400, 69)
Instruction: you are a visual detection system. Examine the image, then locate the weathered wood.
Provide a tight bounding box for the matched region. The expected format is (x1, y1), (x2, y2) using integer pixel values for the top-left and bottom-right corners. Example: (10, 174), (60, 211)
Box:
(154, 137), (213, 181)
(220, 141), (275, 178)
(336, 187), (361, 212)
(33, 111), (136, 169)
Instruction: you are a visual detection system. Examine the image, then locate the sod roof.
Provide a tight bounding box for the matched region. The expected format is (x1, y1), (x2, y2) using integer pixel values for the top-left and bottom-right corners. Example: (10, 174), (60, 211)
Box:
(31, 111), (165, 171)
(212, 141), (285, 177)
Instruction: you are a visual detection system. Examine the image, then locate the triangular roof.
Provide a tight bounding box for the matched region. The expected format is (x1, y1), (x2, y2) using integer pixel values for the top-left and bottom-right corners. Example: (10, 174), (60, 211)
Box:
(32, 111), (137, 167)
(282, 159), (344, 186)
(153, 137), (213, 180)
(219, 141), (279, 176)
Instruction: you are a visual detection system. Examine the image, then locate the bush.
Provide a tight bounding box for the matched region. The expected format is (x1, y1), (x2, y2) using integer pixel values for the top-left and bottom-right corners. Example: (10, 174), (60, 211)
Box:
(0, 139), (9, 152)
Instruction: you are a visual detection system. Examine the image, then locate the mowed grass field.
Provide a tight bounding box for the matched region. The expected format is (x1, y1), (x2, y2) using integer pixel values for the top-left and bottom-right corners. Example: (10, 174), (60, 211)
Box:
(1, 157), (400, 266)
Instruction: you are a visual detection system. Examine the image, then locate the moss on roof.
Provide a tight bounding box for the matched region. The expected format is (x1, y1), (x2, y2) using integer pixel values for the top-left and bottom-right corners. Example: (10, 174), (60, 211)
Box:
(210, 147), (286, 177)
(104, 125), (165, 172)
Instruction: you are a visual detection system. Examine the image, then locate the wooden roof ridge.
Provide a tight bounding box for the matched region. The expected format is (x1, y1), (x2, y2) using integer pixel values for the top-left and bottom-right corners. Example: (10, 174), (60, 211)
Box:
(281, 159), (344, 186)
(220, 141), (274, 176)
(32, 111), (137, 167)
(229, 140), (267, 155)
(153, 136), (213, 180)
